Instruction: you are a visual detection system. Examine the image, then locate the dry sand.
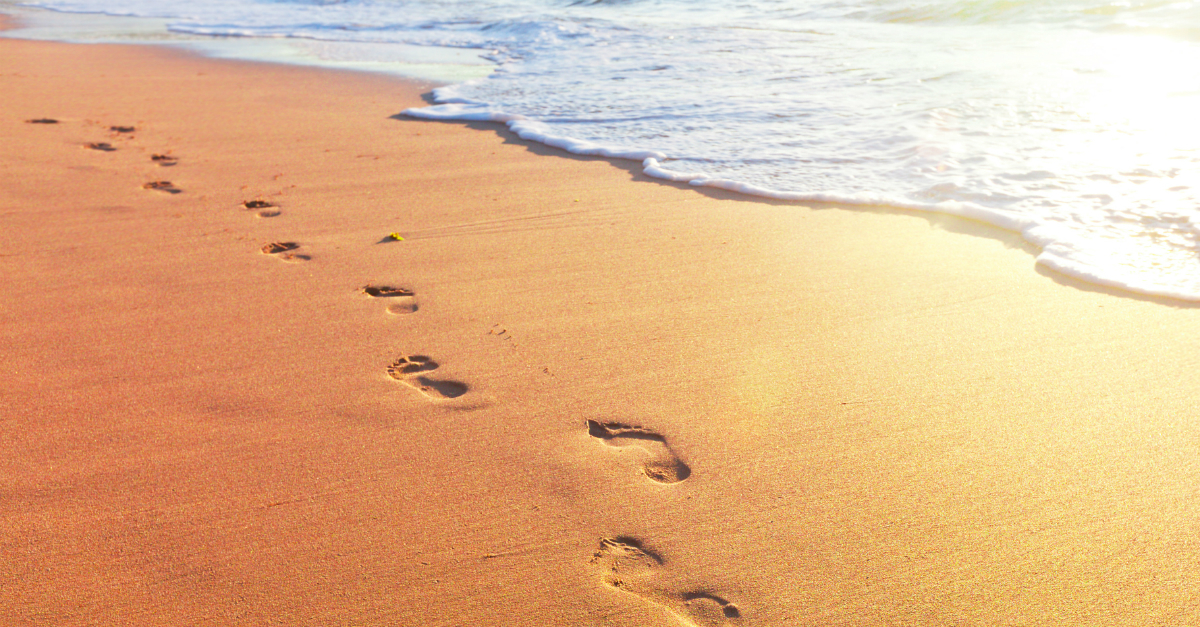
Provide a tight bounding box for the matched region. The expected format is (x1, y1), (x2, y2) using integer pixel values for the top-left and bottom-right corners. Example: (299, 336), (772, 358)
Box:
(3, 24), (1200, 627)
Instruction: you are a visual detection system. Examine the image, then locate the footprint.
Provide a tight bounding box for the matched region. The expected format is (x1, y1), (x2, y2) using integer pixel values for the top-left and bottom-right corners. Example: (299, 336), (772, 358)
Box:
(142, 180), (181, 194)
(151, 154), (177, 166)
(109, 125), (136, 134)
(587, 420), (691, 484)
(590, 537), (741, 627)
(260, 241), (309, 262)
(592, 537), (664, 587)
(25, 118), (59, 124)
(387, 355), (467, 399)
(243, 199), (281, 218)
(361, 285), (418, 314)
(85, 142), (116, 152)
(260, 241), (298, 254)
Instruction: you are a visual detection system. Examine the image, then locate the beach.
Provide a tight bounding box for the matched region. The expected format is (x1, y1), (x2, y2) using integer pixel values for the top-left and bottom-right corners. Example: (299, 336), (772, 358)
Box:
(3, 23), (1200, 627)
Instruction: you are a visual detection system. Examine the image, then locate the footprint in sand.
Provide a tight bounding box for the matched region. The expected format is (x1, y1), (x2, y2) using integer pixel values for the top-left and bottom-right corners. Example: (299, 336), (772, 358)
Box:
(243, 199), (281, 218)
(151, 154), (178, 166)
(387, 355), (467, 399)
(109, 125), (136, 134)
(361, 285), (418, 315)
(590, 537), (741, 627)
(25, 118), (59, 124)
(142, 180), (181, 194)
(260, 241), (309, 262)
(587, 420), (691, 484)
(85, 142), (116, 152)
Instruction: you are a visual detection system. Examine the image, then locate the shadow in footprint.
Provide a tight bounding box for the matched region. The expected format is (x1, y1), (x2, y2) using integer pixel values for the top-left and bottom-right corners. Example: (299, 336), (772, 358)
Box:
(683, 593), (742, 623)
(362, 284), (418, 314)
(587, 420), (691, 483)
(590, 537), (741, 627)
(86, 142), (116, 152)
(409, 377), (468, 398)
(25, 118), (59, 124)
(388, 355), (467, 399)
(387, 354), (439, 377)
(152, 154), (178, 166)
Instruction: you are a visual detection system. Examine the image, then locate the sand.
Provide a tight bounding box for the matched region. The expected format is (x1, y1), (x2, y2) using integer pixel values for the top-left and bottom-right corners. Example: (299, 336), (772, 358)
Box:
(3, 25), (1200, 627)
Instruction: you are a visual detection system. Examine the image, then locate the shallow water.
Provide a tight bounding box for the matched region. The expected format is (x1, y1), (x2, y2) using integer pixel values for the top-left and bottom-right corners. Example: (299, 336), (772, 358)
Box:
(11, 0), (1200, 300)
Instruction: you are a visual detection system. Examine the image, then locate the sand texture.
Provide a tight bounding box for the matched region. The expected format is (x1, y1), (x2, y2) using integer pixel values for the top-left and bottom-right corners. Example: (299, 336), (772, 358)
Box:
(3, 31), (1200, 627)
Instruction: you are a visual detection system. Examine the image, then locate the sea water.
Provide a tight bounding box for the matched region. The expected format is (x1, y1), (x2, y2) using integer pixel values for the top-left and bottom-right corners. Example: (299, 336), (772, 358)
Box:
(8, 0), (1200, 301)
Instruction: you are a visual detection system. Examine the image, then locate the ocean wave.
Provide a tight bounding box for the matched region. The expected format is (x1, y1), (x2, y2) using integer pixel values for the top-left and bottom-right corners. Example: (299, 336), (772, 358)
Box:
(23, 0), (1200, 301)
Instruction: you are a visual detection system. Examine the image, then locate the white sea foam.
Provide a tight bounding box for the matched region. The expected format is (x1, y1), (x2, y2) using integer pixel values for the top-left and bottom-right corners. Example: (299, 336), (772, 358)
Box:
(11, 0), (1200, 301)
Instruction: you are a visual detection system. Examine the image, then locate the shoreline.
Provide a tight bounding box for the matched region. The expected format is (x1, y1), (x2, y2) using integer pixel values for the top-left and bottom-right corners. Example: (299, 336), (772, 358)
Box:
(4, 29), (1200, 627)
(5, 6), (1198, 305)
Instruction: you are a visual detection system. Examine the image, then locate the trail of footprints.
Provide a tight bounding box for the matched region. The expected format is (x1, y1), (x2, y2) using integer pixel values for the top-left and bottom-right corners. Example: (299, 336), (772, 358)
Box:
(243, 184), (736, 621)
(26, 119), (184, 191)
(28, 118), (223, 203)
(583, 425), (737, 625)
(26, 112), (741, 625)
